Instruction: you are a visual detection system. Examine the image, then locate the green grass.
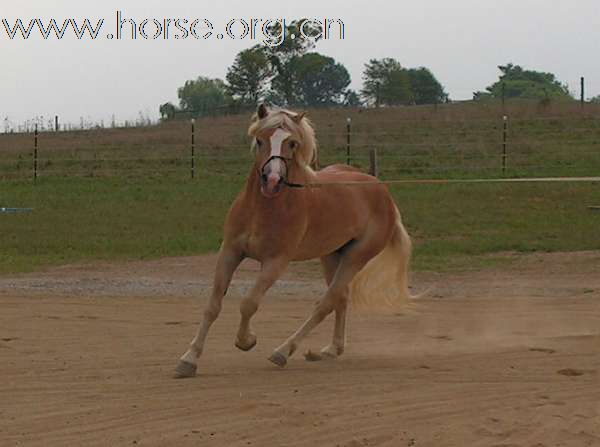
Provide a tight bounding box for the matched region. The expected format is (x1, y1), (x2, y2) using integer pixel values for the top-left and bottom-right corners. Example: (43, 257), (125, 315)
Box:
(1, 173), (598, 275)
(392, 182), (600, 270)
(2, 101), (600, 275)
(0, 174), (243, 274)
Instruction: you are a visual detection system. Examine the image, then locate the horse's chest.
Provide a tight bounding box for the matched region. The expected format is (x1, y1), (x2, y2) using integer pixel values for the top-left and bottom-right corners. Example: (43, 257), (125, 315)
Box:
(241, 214), (305, 260)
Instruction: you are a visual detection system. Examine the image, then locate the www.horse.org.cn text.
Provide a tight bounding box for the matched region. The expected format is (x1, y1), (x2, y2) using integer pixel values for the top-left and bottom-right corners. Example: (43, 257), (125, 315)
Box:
(0, 13), (345, 47)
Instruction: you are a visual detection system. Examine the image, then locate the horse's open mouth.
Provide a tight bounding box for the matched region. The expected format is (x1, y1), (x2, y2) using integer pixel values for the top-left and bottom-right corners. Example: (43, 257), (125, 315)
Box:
(261, 181), (284, 198)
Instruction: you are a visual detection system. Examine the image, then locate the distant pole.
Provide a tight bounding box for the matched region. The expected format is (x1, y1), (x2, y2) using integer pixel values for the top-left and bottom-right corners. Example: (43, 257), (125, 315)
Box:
(502, 115), (508, 175)
(346, 117), (351, 165)
(190, 119), (195, 179)
(501, 82), (506, 112)
(369, 148), (379, 178)
(33, 124), (38, 182)
(375, 83), (380, 108)
(55, 115), (59, 132)
(580, 77), (585, 109)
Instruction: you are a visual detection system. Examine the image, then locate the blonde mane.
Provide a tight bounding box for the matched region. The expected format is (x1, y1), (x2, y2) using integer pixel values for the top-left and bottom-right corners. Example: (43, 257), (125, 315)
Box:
(248, 107), (318, 169)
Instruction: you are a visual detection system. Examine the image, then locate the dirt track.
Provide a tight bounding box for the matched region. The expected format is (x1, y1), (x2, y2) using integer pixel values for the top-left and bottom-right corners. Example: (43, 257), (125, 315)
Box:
(1, 252), (599, 447)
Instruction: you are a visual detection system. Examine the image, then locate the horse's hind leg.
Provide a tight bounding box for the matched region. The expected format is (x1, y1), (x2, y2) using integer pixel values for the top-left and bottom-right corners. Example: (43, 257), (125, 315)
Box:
(235, 257), (289, 351)
(270, 241), (376, 367)
(175, 246), (243, 378)
(305, 253), (348, 361)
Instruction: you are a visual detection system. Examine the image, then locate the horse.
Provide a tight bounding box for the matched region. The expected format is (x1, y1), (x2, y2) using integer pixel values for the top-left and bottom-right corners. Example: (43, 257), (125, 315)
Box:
(175, 104), (413, 378)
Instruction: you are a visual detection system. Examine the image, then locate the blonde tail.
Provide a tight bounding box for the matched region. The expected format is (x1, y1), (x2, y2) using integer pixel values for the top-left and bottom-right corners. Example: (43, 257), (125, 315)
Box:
(350, 207), (412, 310)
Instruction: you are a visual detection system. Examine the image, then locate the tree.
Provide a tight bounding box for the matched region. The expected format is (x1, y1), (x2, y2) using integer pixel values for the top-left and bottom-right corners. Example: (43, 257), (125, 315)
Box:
(474, 63), (572, 101)
(159, 102), (177, 120)
(406, 67), (447, 104)
(265, 19), (321, 105)
(589, 95), (600, 104)
(225, 46), (271, 105)
(177, 77), (232, 116)
(344, 90), (362, 107)
(361, 58), (412, 106)
(287, 53), (351, 106)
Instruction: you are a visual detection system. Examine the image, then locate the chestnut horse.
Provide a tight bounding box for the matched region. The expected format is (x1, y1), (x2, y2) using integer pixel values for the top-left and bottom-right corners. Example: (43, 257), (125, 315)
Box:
(175, 104), (412, 378)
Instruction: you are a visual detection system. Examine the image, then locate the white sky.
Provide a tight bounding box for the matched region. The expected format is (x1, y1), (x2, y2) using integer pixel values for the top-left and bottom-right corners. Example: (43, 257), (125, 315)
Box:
(1, 0), (599, 126)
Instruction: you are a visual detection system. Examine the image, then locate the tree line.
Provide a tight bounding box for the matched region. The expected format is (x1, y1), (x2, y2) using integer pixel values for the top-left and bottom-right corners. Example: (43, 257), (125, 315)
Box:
(159, 19), (580, 120)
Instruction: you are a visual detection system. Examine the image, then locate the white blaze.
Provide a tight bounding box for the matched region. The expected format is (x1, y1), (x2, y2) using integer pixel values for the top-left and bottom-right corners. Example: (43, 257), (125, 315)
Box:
(268, 128), (291, 176)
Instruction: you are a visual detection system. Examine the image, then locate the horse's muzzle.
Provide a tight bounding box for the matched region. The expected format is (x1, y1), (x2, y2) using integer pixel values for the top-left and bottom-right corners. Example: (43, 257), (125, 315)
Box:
(260, 156), (288, 198)
(261, 173), (284, 197)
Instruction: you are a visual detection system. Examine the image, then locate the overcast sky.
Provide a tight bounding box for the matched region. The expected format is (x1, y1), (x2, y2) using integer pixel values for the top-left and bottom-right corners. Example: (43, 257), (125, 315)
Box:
(1, 0), (599, 127)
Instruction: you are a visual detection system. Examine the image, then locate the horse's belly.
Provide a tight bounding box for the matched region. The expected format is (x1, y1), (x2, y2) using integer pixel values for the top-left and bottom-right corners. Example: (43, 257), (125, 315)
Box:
(291, 223), (358, 261)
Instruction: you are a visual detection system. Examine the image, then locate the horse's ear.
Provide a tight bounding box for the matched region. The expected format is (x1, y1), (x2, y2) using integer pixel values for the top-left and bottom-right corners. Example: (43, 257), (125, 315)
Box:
(257, 103), (269, 119)
(292, 111), (307, 124)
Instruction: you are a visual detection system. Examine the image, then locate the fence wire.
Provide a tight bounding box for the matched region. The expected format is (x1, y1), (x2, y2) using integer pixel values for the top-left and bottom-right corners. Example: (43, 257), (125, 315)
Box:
(1, 113), (600, 182)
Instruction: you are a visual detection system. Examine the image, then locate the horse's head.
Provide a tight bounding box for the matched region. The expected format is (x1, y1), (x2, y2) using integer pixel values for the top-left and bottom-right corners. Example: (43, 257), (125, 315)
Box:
(248, 104), (317, 198)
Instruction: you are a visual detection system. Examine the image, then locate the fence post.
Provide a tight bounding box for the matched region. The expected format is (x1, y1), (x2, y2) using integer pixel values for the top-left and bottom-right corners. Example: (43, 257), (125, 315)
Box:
(581, 77), (585, 110)
(190, 118), (195, 179)
(369, 147), (379, 178)
(55, 115), (59, 132)
(346, 117), (351, 165)
(502, 115), (508, 174)
(501, 82), (506, 112)
(33, 124), (38, 183)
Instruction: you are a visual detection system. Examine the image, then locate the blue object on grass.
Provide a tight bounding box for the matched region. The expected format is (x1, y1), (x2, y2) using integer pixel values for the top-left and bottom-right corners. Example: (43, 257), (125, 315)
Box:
(0, 207), (33, 214)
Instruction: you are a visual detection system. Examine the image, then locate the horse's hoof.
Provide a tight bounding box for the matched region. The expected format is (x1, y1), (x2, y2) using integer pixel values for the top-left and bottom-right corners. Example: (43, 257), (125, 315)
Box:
(174, 360), (197, 378)
(235, 336), (257, 352)
(305, 346), (339, 362)
(268, 351), (287, 367)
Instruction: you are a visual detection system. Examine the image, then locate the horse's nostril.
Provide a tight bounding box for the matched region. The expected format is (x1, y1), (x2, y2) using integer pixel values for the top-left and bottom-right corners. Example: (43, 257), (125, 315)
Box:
(261, 173), (268, 183)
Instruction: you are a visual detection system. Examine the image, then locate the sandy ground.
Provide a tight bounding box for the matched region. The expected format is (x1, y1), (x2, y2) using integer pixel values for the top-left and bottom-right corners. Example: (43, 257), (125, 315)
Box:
(1, 252), (599, 447)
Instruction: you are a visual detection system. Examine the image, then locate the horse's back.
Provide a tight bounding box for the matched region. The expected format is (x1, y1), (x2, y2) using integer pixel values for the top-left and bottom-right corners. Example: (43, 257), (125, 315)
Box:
(319, 164), (363, 174)
(315, 164), (387, 187)
(306, 165), (397, 241)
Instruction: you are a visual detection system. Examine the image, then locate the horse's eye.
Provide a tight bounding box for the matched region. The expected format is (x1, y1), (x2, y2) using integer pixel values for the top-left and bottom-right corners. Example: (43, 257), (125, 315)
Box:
(289, 141), (298, 150)
(256, 138), (263, 148)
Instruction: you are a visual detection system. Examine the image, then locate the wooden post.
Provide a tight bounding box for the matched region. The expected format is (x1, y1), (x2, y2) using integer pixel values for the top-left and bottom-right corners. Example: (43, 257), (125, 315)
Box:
(369, 148), (379, 178)
(502, 115), (508, 174)
(501, 82), (506, 112)
(581, 77), (585, 109)
(55, 115), (59, 132)
(190, 119), (195, 179)
(34, 124), (38, 182)
(346, 117), (351, 165)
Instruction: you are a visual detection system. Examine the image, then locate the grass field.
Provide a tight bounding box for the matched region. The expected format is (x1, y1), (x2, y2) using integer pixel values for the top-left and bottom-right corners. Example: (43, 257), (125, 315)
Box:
(1, 100), (599, 275)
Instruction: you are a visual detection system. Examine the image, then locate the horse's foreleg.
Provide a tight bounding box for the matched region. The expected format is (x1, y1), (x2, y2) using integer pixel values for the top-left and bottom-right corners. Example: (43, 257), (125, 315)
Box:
(175, 247), (243, 378)
(235, 257), (288, 351)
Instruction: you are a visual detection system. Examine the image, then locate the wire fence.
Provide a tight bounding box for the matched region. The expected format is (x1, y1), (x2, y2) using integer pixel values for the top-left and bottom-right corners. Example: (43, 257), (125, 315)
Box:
(1, 105), (600, 182)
